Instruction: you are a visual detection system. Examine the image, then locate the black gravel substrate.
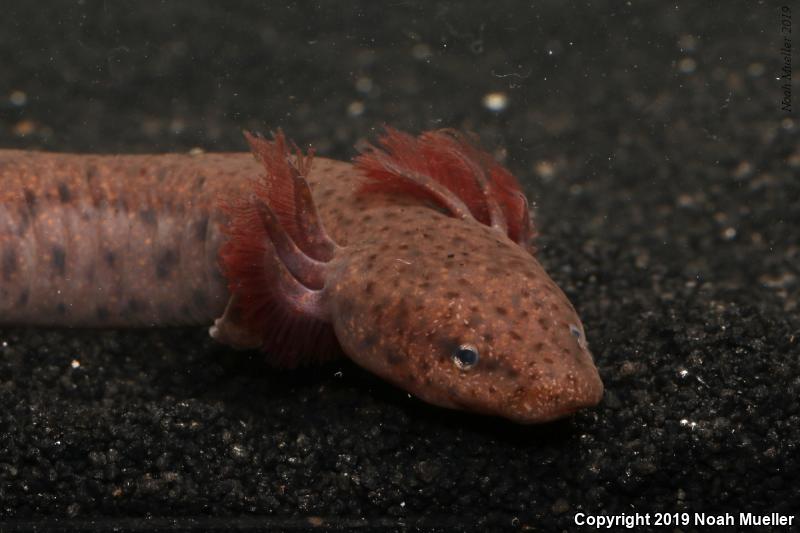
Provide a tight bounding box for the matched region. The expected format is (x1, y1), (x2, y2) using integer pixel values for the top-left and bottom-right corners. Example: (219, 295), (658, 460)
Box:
(0, 2), (798, 532)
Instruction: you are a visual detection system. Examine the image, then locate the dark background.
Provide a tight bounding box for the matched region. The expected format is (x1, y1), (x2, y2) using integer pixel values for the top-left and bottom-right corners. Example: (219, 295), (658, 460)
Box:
(0, 1), (798, 531)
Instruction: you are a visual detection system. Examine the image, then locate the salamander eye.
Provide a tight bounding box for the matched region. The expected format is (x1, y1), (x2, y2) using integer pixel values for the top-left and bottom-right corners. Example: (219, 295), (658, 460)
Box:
(453, 344), (479, 370)
(569, 323), (588, 349)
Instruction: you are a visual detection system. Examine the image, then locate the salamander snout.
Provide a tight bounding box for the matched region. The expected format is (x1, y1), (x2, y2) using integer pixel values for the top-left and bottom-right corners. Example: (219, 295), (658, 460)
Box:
(435, 326), (604, 424)
(509, 351), (604, 423)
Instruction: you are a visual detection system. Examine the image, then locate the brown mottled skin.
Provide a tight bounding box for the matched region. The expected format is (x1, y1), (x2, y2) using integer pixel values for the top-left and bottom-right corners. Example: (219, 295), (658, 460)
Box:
(0, 137), (603, 423)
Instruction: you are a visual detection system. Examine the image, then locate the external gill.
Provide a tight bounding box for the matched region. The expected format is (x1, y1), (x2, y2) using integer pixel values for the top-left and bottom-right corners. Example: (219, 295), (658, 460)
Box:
(211, 131), (340, 365)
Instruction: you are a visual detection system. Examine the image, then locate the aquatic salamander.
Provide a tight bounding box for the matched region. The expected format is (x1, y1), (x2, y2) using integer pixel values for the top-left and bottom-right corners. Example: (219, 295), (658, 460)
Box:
(0, 128), (603, 423)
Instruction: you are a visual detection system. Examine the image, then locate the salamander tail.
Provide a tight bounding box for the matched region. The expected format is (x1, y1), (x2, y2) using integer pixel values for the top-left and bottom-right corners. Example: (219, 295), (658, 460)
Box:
(212, 130), (340, 367)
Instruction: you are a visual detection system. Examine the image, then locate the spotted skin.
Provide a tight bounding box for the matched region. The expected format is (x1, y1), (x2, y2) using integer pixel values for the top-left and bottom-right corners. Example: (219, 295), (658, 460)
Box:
(0, 150), (256, 326)
(0, 135), (603, 423)
(324, 205), (602, 423)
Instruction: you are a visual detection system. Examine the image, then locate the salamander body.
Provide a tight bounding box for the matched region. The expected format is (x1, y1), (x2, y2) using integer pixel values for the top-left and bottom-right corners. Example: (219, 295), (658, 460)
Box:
(0, 129), (603, 423)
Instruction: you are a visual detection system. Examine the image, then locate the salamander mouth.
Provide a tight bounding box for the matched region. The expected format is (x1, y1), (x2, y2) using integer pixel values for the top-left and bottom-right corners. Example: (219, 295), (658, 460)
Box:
(511, 372), (605, 424)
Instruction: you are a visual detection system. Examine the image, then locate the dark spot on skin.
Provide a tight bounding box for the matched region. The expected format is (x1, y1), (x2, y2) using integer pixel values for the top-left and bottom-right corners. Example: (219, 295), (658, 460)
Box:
(509, 331), (523, 341)
(446, 386), (459, 401)
(483, 359), (501, 371)
(51, 245), (66, 275)
(504, 367), (520, 379)
(495, 306), (508, 316)
(104, 250), (116, 268)
(482, 333), (494, 343)
(16, 210), (30, 235)
(23, 189), (37, 213)
(2, 248), (17, 281)
(55, 302), (66, 315)
(405, 373), (417, 384)
(155, 249), (177, 279)
(447, 253), (455, 259)
(445, 291), (459, 299)
(393, 302), (410, 330)
(338, 297), (355, 317)
(386, 350), (404, 366)
(194, 175), (207, 190)
(398, 243), (409, 250)
(365, 281), (375, 295)
(537, 317), (549, 331)
(360, 334), (379, 351)
(96, 306), (110, 321)
(57, 182), (72, 203)
(194, 216), (209, 241)
(139, 208), (156, 225)
(192, 290), (207, 308)
(543, 357), (554, 365)
(127, 298), (143, 313)
(419, 281), (431, 290)
(86, 164), (98, 181)
(16, 289), (29, 307)
(533, 342), (544, 352)
(468, 313), (484, 327)
(520, 310), (529, 318)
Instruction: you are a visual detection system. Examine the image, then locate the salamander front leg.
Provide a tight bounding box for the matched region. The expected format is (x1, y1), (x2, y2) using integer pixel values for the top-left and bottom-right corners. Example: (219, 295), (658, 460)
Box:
(209, 294), (262, 350)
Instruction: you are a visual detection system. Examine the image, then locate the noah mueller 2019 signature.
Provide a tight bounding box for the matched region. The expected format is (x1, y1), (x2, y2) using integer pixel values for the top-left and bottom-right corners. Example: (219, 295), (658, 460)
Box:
(780, 5), (792, 112)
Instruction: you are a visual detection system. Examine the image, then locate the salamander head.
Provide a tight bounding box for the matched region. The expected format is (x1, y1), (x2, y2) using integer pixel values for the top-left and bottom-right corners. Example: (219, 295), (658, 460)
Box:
(327, 210), (603, 424)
